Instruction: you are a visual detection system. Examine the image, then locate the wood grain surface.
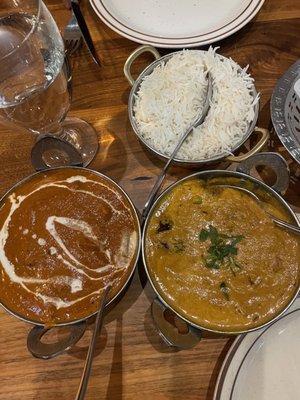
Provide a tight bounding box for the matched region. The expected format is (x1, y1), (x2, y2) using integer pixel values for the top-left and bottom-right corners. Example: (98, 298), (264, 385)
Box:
(0, 1), (299, 399)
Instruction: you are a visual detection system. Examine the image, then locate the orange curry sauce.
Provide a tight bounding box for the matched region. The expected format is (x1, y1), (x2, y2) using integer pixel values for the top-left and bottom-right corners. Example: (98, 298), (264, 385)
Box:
(0, 169), (139, 325)
(145, 178), (300, 332)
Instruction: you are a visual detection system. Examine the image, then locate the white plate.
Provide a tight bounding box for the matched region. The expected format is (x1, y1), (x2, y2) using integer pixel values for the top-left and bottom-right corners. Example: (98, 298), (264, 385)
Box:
(214, 297), (300, 400)
(90, 0), (265, 48)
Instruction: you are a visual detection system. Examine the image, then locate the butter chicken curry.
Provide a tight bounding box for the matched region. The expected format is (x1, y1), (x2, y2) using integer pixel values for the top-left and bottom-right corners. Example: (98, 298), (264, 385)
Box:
(0, 169), (139, 325)
(145, 178), (300, 332)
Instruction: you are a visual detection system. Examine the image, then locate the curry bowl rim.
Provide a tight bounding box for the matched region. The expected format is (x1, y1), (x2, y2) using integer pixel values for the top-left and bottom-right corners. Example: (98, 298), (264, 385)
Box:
(0, 166), (142, 327)
(141, 169), (300, 335)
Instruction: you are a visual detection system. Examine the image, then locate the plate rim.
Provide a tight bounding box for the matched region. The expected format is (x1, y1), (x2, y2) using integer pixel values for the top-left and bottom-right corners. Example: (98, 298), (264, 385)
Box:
(96, 0), (255, 40)
(213, 297), (300, 400)
(90, 0), (265, 48)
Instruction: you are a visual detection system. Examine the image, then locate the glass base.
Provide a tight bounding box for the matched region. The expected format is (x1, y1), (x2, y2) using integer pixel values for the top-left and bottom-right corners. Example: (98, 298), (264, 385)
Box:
(33, 117), (99, 169)
(58, 117), (99, 167)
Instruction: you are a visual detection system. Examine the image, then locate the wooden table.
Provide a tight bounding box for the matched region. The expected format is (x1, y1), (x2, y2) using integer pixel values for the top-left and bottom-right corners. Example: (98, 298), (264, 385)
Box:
(0, 1), (299, 399)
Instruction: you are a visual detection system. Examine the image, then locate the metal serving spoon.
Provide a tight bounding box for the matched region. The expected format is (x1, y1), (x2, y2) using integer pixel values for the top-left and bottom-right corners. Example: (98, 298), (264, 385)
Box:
(214, 184), (300, 235)
(141, 73), (213, 223)
(75, 285), (111, 400)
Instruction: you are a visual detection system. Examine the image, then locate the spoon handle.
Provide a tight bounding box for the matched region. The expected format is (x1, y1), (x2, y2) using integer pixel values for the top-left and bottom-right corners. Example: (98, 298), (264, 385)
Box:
(141, 124), (194, 223)
(142, 74), (212, 224)
(272, 217), (300, 235)
(75, 285), (111, 400)
(142, 168), (169, 223)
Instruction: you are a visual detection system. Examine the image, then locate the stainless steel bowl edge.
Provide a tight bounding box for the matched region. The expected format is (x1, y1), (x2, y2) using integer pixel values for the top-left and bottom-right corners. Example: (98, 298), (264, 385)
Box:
(128, 50), (259, 167)
(0, 166), (142, 328)
(141, 169), (300, 336)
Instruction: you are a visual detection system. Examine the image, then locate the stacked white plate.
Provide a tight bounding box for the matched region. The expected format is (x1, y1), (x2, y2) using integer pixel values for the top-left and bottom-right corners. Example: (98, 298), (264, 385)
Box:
(214, 297), (300, 400)
(90, 0), (265, 48)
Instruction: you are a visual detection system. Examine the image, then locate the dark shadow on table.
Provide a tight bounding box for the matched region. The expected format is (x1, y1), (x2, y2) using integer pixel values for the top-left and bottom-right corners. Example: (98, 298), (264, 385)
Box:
(143, 304), (180, 354)
(66, 325), (108, 361)
(105, 316), (123, 400)
(104, 265), (145, 325)
(62, 263), (144, 361)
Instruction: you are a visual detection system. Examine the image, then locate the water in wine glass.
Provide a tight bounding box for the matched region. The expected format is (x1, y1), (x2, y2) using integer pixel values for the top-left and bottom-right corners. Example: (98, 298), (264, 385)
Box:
(0, 11), (69, 134)
(0, 0), (98, 167)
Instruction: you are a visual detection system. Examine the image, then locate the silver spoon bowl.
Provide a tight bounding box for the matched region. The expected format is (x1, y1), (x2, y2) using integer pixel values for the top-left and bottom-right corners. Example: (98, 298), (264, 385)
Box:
(214, 184), (300, 235)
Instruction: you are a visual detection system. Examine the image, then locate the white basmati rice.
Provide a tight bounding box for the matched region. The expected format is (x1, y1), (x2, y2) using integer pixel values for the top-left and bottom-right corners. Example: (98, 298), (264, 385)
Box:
(133, 47), (259, 161)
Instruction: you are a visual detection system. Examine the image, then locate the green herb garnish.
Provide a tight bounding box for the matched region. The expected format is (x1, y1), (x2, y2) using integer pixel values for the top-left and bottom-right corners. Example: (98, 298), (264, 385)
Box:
(199, 229), (210, 242)
(193, 196), (203, 205)
(199, 225), (244, 272)
(220, 282), (230, 300)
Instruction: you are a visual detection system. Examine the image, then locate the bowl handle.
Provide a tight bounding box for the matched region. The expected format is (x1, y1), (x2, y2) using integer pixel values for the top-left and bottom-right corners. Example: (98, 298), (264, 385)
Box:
(151, 298), (202, 349)
(237, 152), (290, 195)
(27, 321), (87, 359)
(124, 45), (161, 86)
(226, 127), (270, 163)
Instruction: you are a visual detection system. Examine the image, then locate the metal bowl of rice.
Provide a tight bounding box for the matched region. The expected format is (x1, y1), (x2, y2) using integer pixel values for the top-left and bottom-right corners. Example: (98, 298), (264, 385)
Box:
(124, 45), (268, 168)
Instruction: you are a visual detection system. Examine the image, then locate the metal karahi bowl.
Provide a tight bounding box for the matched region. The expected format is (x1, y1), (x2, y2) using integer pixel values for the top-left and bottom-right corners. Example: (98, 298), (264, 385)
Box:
(0, 166), (141, 358)
(141, 153), (300, 347)
(125, 45), (268, 168)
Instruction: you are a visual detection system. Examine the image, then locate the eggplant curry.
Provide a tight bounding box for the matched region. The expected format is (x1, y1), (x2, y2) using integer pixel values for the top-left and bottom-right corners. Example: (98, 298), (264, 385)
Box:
(145, 178), (300, 332)
(0, 168), (139, 325)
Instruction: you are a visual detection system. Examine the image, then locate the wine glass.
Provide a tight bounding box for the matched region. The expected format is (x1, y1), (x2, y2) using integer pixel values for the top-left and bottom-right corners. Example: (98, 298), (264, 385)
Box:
(0, 0), (98, 167)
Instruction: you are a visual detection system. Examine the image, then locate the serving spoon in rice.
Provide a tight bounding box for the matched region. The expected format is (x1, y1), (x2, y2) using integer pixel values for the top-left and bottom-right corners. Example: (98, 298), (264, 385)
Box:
(213, 184), (300, 235)
(141, 73), (213, 223)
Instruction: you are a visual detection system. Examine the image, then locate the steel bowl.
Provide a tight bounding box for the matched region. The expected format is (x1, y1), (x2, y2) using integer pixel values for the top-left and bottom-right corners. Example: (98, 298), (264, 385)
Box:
(125, 45), (268, 168)
(271, 59), (300, 165)
(0, 166), (141, 358)
(141, 153), (300, 348)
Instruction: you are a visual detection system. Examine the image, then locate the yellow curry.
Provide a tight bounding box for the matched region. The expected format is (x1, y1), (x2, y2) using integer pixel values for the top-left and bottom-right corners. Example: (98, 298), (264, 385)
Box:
(145, 178), (300, 332)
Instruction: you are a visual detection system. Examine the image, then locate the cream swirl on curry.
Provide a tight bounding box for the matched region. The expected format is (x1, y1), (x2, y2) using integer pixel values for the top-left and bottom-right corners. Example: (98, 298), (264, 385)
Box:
(0, 169), (139, 324)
